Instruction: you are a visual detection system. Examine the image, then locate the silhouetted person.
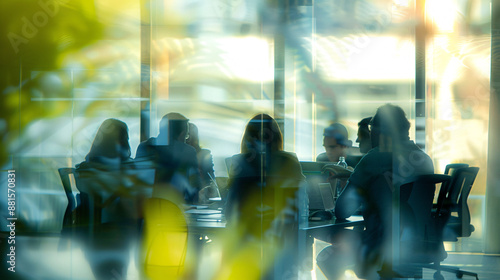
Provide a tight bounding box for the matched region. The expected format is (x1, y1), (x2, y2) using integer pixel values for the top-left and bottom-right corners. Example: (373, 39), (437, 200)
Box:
(223, 114), (305, 278)
(135, 112), (202, 204)
(75, 118), (142, 280)
(186, 123), (215, 187)
(356, 117), (372, 154)
(317, 104), (434, 280)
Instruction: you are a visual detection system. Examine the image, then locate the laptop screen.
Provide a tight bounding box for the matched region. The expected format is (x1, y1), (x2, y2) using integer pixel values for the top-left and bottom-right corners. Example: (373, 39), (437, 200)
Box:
(318, 183), (336, 211)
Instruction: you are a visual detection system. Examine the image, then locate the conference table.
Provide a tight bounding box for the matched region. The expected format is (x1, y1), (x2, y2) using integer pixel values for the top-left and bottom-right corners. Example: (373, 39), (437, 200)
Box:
(185, 208), (364, 275)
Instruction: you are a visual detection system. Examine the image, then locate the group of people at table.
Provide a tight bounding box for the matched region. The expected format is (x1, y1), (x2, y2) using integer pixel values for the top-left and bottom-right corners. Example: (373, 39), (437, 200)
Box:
(72, 104), (435, 279)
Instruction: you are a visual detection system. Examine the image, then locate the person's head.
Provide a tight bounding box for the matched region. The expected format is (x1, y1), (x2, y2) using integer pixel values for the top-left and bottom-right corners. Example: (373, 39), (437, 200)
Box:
(86, 118), (131, 162)
(241, 114), (283, 154)
(356, 117), (372, 154)
(323, 123), (351, 162)
(158, 112), (190, 144)
(370, 104), (410, 149)
(186, 123), (200, 151)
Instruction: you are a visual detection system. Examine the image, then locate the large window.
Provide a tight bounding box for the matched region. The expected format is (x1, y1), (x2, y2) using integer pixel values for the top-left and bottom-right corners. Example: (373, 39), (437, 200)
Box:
(1, 0), (491, 251)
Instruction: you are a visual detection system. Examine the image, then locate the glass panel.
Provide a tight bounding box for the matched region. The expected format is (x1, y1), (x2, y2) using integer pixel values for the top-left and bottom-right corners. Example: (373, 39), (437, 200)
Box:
(148, 0), (275, 176)
(0, 0), (493, 278)
(1, 1), (141, 233)
(284, 0), (417, 160)
(425, 0), (490, 251)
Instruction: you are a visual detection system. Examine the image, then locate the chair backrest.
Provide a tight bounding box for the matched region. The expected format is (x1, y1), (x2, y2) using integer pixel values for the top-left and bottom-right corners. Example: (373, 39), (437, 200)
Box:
(59, 168), (76, 227)
(58, 168), (90, 228)
(444, 167), (479, 237)
(399, 174), (451, 263)
(444, 163), (470, 176)
(435, 163), (470, 215)
(75, 167), (155, 225)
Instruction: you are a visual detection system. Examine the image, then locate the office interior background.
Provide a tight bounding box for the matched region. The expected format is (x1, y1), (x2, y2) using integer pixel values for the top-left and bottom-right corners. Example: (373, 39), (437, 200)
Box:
(1, 0), (500, 279)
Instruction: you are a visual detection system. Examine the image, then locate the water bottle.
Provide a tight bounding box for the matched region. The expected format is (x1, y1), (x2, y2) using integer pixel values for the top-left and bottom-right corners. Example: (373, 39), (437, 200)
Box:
(334, 156), (348, 200)
(298, 181), (309, 227)
(337, 156), (348, 169)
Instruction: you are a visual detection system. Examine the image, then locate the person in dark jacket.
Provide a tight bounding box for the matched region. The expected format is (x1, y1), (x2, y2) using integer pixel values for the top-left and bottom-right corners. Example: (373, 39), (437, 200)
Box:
(317, 105), (434, 280)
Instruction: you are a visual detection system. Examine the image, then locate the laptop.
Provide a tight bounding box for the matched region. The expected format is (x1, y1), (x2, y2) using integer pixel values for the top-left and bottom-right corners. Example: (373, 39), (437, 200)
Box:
(300, 161), (329, 211)
(318, 183), (336, 212)
(308, 183), (336, 221)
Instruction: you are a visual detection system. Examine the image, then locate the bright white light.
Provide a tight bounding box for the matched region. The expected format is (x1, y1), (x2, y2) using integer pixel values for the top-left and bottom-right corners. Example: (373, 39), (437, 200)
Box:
(426, 0), (456, 33)
(393, 0), (410, 7)
(219, 37), (273, 82)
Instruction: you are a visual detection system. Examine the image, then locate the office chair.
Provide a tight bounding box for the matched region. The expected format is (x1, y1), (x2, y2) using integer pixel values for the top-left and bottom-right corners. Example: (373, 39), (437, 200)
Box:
(382, 174), (451, 280)
(58, 168), (90, 231)
(429, 167), (480, 280)
(443, 167), (479, 239)
(381, 173), (477, 279)
(444, 163), (470, 176)
(141, 197), (189, 280)
(434, 163), (470, 216)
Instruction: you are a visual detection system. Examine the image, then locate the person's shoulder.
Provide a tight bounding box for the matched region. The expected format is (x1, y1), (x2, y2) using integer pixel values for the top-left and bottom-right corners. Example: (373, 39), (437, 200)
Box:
(198, 148), (212, 156)
(179, 141), (197, 155)
(75, 158), (118, 171)
(316, 152), (329, 162)
(230, 153), (247, 164)
(136, 137), (156, 156)
(139, 137), (155, 146)
(75, 160), (90, 170)
(275, 150), (298, 159)
(346, 155), (363, 167)
(272, 151), (305, 178)
(405, 141), (434, 172)
(358, 147), (381, 161)
(352, 147), (390, 171)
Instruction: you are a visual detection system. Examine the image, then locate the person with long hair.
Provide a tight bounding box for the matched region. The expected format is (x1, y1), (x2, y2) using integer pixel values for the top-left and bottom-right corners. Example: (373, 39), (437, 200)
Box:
(79, 118), (132, 167)
(222, 114), (305, 279)
(186, 123), (215, 186)
(75, 118), (141, 280)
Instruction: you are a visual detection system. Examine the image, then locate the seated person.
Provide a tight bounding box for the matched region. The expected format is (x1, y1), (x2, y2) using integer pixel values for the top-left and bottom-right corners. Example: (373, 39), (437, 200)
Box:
(186, 123), (216, 182)
(186, 123), (220, 204)
(316, 123), (354, 197)
(226, 114), (305, 232)
(317, 119), (373, 198)
(316, 104), (434, 280)
(223, 114), (305, 278)
(135, 112), (202, 204)
(75, 118), (142, 280)
(316, 123), (353, 165)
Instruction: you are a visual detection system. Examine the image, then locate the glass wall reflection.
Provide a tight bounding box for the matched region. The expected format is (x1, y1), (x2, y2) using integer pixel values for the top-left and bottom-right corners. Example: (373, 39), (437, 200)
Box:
(0, 0), (492, 279)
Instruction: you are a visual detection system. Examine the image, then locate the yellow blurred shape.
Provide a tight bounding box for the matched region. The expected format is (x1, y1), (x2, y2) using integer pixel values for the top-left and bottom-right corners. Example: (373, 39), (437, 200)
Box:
(215, 241), (265, 280)
(141, 197), (188, 280)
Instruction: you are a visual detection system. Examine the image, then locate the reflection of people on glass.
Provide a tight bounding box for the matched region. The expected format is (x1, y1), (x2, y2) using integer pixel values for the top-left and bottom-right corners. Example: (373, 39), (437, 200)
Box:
(223, 114), (305, 278)
(135, 112), (202, 204)
(75, 118), (141, 280)
(317, 105), (434, 279)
